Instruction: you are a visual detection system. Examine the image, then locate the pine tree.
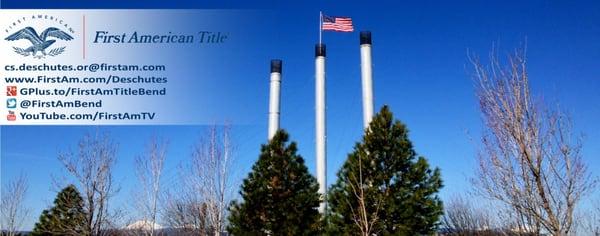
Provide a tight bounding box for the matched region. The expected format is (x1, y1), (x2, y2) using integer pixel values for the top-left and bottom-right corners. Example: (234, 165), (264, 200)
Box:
(328, 106), (443, 235)
(228, 130), (322, 235)
(31, 185), (87, 236)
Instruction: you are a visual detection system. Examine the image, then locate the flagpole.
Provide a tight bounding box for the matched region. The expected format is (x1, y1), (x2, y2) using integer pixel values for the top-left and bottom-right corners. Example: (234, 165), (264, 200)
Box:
(319, 11), (322, 44)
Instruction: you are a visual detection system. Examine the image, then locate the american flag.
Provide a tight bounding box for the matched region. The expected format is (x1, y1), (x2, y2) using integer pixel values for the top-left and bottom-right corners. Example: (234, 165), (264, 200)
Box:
(321, 15), (354, 32)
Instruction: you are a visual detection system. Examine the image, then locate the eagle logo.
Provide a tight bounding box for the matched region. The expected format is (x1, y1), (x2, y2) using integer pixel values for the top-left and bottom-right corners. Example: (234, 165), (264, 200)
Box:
(5, 27), (73, 59)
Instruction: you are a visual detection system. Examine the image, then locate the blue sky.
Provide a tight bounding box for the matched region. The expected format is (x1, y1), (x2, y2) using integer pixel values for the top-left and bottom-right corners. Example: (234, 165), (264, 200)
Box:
(2, 0), (600, 230)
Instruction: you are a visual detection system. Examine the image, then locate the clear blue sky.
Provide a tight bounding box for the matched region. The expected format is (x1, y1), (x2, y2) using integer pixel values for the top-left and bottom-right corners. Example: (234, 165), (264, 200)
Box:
(1, 0), (599, 230)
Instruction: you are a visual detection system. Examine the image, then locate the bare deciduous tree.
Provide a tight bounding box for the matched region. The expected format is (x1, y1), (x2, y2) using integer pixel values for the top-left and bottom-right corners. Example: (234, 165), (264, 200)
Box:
(162, 191), (210, 235)
(578, 199), (600, 236)
(163, 125), (235, 236)
(345, 155), (382, 236)
(442, 195), (495, 235)
(470, 48), (597, 235)
(59, 132), (119, 236)
(188, 125), (234, 236)
(133, 137), (168, 236)
(0, 173), (29, 236)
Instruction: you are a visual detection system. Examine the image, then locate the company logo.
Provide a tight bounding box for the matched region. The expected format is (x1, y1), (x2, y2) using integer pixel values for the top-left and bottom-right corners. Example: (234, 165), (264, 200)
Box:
(5, 27), (73, 58)
(7, 86), (17, 96)
(7, 98), (17, 109)
(7, 111), (16, 121)
(3, 15), (76, 59)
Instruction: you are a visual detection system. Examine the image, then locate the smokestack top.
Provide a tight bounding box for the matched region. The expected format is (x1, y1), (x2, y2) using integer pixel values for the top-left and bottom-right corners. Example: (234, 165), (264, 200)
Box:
(360, 31), (372, 45)
(270, 59), (282, 73)
(315, 43), (326, 57)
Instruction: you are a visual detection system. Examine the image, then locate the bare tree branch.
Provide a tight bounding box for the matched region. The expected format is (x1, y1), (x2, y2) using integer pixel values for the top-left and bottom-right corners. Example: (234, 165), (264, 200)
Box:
(0, 172), (29, 236)
(58, 132), (120, 236)
(577, 198), (600, 236)
(344, 154), (383, 236)
(162, 125), (235, 236)
(442, 194), (496, 235)
(470, 47), (598, 235)
(132, 136), (168, 236)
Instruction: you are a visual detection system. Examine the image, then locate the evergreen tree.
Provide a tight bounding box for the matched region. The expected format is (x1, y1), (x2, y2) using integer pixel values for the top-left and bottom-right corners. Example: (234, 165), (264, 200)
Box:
(31, 185), (87, 236)
(328, 106), (443, 235)
(228, 130), (322, 235)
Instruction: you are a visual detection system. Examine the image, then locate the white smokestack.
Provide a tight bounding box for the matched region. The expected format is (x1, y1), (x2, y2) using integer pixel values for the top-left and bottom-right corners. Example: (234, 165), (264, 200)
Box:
(315, 44), (327, 213)
(268, 59), (282, 140)
(360, 31), (374, 129)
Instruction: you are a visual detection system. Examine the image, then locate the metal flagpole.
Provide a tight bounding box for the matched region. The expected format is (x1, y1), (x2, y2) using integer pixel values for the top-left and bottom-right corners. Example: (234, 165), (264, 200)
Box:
(319, 11), (322, 44)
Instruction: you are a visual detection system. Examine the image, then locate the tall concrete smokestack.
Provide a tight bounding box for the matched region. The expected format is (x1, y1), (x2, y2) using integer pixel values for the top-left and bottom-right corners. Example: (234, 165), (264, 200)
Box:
(315, 43), (327, 213)
(360, 31), (374, 129)
(268, 59), (282, 140)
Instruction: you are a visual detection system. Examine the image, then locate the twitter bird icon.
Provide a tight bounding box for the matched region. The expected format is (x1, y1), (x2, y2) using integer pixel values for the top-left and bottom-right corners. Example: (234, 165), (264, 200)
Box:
(7, 98), (17, 109)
